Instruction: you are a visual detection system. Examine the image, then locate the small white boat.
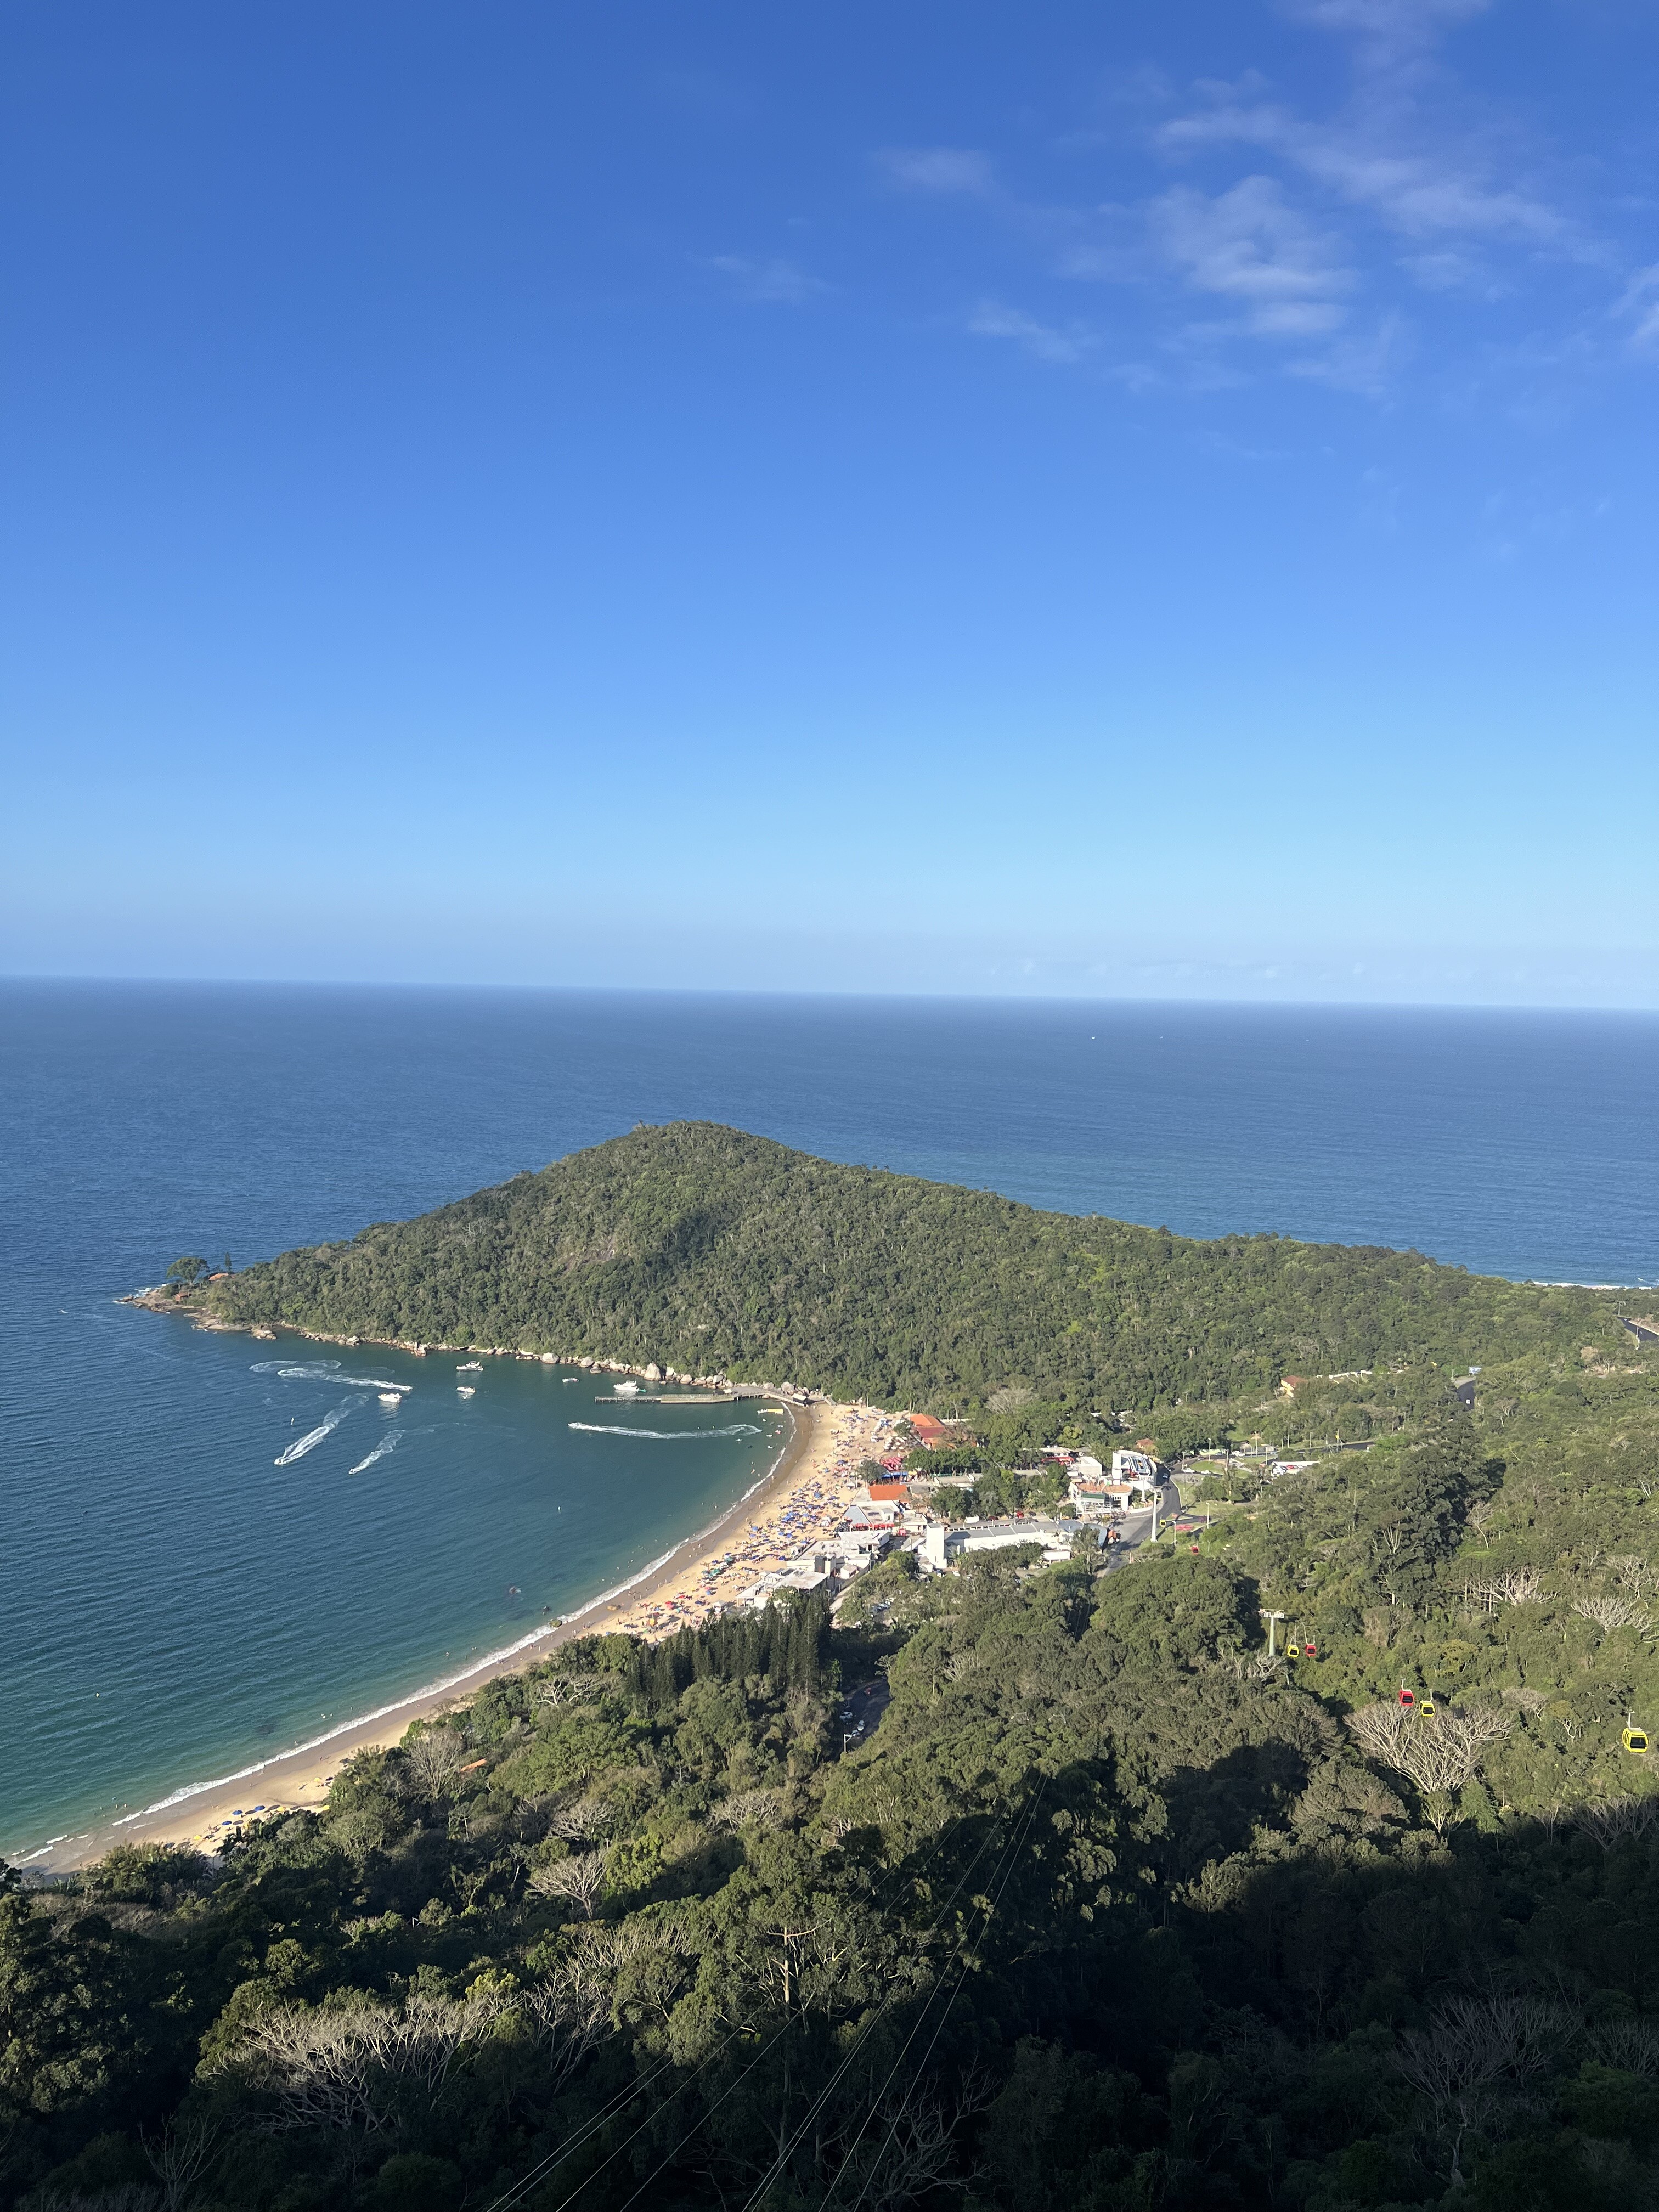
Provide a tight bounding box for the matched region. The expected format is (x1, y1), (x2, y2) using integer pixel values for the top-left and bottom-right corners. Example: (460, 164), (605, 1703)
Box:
(613, 1380), (641, 1395)
(457, 1361), (483, 1372)
(378, 1392), (402, 1408)
(457, 1385), (476, 1398)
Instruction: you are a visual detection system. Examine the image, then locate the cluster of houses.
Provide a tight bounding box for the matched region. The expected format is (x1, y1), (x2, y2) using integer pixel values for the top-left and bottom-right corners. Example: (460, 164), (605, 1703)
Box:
(736, 1436), (1172, 1612)
(1042, 1446), (1165, 1518)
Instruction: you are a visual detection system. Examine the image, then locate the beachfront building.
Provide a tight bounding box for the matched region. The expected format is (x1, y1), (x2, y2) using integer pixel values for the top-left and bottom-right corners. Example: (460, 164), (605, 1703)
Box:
(738, 1563), (834, 1612)
(922, 1515), (1102, 1570)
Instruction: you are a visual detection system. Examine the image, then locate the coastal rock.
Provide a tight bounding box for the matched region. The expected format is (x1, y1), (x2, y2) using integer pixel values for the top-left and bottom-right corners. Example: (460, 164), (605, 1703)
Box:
(644, 1363), (662, 1381)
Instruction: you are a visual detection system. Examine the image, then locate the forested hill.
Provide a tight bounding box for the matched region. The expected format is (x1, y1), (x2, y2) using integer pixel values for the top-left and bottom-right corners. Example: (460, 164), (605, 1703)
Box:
(202, 1124), (1613, 1410)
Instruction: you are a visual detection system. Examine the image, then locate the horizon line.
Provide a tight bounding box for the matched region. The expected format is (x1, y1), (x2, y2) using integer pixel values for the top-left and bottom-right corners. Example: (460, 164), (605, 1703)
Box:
(4, 970), (1659, 1020)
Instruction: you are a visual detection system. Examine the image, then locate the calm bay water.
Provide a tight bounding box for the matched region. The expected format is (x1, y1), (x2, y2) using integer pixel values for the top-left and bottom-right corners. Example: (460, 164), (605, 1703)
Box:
(4, 980), (1658, 1854)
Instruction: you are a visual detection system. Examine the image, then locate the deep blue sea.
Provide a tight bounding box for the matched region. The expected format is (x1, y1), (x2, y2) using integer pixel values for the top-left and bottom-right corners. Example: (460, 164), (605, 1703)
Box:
(4, 980), (1658, 1857)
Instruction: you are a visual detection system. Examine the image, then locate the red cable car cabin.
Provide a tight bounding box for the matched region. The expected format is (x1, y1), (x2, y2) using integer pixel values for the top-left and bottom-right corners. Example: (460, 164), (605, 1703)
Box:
(1398, 1688), (1415, 1707)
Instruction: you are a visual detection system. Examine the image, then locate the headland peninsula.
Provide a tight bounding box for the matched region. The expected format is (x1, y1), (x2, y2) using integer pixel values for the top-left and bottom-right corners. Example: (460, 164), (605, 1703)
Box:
(9, 1122), (1659, 2210)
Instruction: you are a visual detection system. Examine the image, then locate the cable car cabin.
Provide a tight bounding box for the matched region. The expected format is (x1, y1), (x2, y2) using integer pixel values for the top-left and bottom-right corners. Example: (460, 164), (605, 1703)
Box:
(1624, 1725), (1650, 1754)
(1398, 1688), (1415, 1708)
(1303, 1640), (1317, 1658)
(1190, 1543), (1201, 1555)
(1419, 1695), (1437, 1717)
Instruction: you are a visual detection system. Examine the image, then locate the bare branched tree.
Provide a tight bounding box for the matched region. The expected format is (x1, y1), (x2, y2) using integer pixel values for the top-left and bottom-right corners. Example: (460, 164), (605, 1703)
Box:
(528, 1849), (609, 1917)
(1608, 1554), (1654, 1599)
(1500, 1685), (1548, 1713)
(1462, 1568), (1542, 1612)
(1588, 2016), (1659, 2076)
(142, 2113), (222, 2211)
(544, 1791), (617, 1844)
(1348, 1703), (1514, 1830)
(537, 1674), (608, 1709)
(1395, 1995), (1573, 2185)
(221, 1987), (510, 2134)
(521, 1954), (614, 2091)
(1570, 1795), (1659, 1849)
(712, 1787), (785, 1832)
(824, 2063), (994, 2212)
(403, 1726), (468, 1799)
(1573, 1594), (1652, 1633)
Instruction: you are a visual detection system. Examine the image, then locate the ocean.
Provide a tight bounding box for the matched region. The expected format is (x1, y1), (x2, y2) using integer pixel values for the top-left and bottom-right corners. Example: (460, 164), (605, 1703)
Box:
(4, 980), (1657, 1857)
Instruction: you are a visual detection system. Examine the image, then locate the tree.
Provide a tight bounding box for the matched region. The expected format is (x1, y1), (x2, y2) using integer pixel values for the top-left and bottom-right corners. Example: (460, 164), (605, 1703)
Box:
(165, 1255), (209, 1284)
(1348, 1701), (1513, 1831)
(1394, 1995), (1571, 2185)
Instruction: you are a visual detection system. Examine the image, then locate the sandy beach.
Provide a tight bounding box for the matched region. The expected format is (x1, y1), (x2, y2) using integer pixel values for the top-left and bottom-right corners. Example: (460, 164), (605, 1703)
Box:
(37, 1396), (893, 1875)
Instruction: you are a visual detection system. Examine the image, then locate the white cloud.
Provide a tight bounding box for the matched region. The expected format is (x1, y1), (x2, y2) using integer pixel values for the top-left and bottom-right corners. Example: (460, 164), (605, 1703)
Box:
(968, 300), (1090, 363)
(1150, 176), (1354, 335)
(879, 147), (997, 196)
(1159, 97), (1577, 252)
(1616, 264), (1659, 354)
(704, 255), (827, 304)
(1277, 0), (1492, 65)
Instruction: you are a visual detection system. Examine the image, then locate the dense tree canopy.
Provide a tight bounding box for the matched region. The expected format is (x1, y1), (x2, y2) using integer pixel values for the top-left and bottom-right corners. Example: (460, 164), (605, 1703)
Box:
(30, 1139), (1654, 2206)
(12, 1331), (1659, 2212)
(198, 1124), (1622, 1412)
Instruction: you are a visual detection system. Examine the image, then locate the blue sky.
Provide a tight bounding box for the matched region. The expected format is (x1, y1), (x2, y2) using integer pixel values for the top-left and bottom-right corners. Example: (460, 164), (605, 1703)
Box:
(4, 0), (1657, 1004)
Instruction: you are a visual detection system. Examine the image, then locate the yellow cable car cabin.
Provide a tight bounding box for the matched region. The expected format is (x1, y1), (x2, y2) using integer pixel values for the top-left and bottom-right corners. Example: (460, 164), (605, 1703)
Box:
(1419, 1695), (1437, 1717)
(1624, 1724), (1650, 1754)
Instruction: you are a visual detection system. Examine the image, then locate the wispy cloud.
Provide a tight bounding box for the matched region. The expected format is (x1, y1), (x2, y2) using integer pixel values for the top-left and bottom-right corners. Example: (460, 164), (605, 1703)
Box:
(878, 148), (997, 197)
(1616, 266), (1659, 354)
(1159, 93), (1581, 257)
(1150, 176), (1354, 335)
(968, 300), (1091, 363)
(704, 255), (827, 304)
(861, 0), (1642, 408)
(1277, 0), (1493, 65)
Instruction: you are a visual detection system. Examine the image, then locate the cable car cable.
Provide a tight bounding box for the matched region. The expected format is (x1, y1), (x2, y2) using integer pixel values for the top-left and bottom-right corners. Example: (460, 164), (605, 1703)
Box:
(733, 1808), (1018, 2212)
(516, 1799), (999, 2212)
(820, 1780), (1050, 2212)
(826, 1782), (1049, 2212)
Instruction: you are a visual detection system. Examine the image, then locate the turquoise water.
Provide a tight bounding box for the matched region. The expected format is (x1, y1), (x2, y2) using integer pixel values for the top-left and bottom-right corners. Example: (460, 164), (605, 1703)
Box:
(4, 980), (1658, 1855)
(4, 1312), (780, 1855)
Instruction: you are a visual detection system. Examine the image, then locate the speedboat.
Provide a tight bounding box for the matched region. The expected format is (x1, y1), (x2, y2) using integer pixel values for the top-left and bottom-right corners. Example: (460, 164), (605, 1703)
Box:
(457, 1385), (476, 1398)
(613, 1379), (640, 1395)
(378, 1392), (402, 1407)
(457, 1361), (483, 1372)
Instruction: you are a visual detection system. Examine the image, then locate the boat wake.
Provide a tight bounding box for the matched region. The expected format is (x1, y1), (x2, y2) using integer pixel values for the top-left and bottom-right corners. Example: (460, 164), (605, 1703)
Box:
(567, 1421), (763, 1440)
(348, 1429), (402, 1475)
(275, 1397), (366, 1466)
(253, 1359), (411, 1392)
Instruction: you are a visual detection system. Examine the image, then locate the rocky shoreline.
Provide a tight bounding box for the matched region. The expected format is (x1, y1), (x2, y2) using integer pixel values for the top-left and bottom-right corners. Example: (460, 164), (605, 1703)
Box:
(121, 1286), (829, 1405)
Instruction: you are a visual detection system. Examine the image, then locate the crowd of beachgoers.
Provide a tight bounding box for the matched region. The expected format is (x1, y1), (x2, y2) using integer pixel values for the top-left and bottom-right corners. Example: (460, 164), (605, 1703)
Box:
(611, 1402), (900, 1637)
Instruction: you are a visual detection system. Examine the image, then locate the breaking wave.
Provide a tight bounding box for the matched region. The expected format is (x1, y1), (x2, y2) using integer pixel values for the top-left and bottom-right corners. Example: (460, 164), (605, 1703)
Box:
(348, 1429), (402, 1475)
(567, 1421), (763, 1440)
(275, 1397), (366, 1466)
(253, 1359), (410, 1392)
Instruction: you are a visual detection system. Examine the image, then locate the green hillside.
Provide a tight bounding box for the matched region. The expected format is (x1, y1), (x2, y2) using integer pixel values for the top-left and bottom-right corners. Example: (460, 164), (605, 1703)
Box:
(201, 1121), (1616, 1410)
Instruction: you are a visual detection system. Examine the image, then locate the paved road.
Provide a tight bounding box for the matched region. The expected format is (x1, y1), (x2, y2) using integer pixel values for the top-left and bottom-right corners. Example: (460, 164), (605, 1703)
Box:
(837, 1676), (890, 1747)
(1098, 1484), (1192, 1573)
